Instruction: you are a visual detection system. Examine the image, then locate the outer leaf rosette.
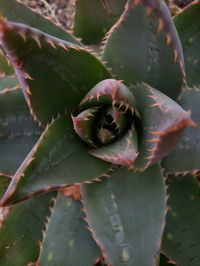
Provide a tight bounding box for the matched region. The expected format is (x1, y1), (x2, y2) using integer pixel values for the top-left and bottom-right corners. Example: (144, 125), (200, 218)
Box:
(72, 79), (194, 169)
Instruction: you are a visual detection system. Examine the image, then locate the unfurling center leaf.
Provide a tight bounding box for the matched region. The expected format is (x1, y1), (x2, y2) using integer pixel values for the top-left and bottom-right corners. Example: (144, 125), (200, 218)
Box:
(72, 79), (138, 166)
(72, 79), (193, 168)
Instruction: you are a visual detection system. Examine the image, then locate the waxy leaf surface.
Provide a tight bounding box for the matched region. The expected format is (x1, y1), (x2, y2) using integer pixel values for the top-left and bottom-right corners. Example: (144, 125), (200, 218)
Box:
(162, 88), (200, 175)
(0, 88), (41, 175)
(0, 115), (111, 205)
(0, 76), (18, 92)
(0, 49), (14, 75)
(74, 0), (126, 44)
(39, 193), (100, 265)
(174, 1), (200, 87)
(162, 174), (200, 266)
(103, 0), (184, 99)
(83, 164), (166, 265)
(0, 174), (10, 198)
(0, 192), (56, 266)
(0, 20), (111, 125)
(130, 84), (193, 170)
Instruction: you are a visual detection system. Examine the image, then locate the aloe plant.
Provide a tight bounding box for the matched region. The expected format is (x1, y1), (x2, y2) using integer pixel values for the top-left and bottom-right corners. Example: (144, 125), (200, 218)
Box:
(0, 0), (200, 265)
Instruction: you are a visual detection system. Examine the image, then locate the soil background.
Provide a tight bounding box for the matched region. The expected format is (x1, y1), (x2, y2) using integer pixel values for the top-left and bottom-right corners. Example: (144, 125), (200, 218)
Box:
(20, 0), (194, 32)
(20, 0), (75, 31)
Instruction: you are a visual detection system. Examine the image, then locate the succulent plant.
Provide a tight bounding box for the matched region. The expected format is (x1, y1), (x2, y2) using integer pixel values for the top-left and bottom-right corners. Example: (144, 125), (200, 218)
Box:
(0, 0), (200, 265)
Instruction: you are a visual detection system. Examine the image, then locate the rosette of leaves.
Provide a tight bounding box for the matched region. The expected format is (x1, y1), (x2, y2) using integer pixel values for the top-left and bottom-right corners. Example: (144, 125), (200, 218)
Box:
(0, 0), (200, 265)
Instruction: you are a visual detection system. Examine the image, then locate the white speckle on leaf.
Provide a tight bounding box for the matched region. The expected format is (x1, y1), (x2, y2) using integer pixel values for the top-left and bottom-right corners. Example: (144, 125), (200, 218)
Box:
(122, 248), (130, 262)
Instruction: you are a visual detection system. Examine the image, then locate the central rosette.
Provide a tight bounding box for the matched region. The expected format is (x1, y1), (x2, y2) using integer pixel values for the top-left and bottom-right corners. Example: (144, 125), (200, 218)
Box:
(72, 79), (139, 165)
(72, 79), (194, 168)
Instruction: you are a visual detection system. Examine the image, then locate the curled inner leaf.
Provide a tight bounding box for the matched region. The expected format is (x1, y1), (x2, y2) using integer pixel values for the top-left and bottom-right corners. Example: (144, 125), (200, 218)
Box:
(72, 79), (194, 169)
(72, 79), (139, 166)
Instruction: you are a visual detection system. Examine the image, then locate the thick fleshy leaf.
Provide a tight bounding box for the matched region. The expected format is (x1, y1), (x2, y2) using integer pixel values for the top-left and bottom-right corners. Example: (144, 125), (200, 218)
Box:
(72, 107), (100, 146)
(0, 0), (78, 44)
(0, 19), (111, 125)
(0, 115), (111, 206)
(0, 174), (10, 232)
(162, 174), (200, 266)
(0, 88), (41, 175)
(73, 79), (138, 166)
(77, 79), (136, 113)
(129, 83), (194, 170)
(74, 0), (126, 44)
(82, 164), (166, 265)
(39, 193), (100, 265)
(102, 0), (184, 99)
(0, 192), (56, 266)
(174, 1), (200, 87)
(0, 76), (18, 91)
(159, 254), (175, 265)
(91, 126), (138, 166)
(162, 88), (200, 175)
(0, 49), (14, 75)
(0, 174), (11, 198)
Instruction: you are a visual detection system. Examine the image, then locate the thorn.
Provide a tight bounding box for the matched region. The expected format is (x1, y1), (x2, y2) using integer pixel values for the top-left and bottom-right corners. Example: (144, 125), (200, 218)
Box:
(58, 42), (69, 50)
(26, 157), (36, 165)
(187, 113), (198, 128)
(69, 45), (80, 51)
(32, 35), (42, 48)
(157, 18), (165, 34)
(25, 85), (32, 95)
(173, 49), (179, 62)
(149, 130), (163, 135)
(150, 103), (161, 107)
(166, 34), (172, 45)
(24, 72), (34, 80)
(82, 216), (87, 222)
(47, 39), (57, 49)
(146, 7), (153, 16)
(19, 31), (27, 42)
(179, 60), (186, 77)
(147, 138), (160, 143)
(147, 95), (156, 100)
(144, 155), (154, 160)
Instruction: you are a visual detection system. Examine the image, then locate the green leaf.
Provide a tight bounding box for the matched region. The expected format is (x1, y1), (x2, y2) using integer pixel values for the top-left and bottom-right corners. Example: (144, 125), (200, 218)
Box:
(0, 174), (11, 198)
(102, 0), (184, 99)
(162, 88), (200, 175)
(0, 0), (78, 44)
(73, 79), (138, 165)
(91, 126), (138, 166)
(0, 88), (41, 175)
(0, 192), (56, 266)
(82, 164), (166, 265)
(159, 253), (175, 265)
(39, 193), (100, 265)
(174, 1), (200, 87)
(130, 83), (193, 170)
(0, 76), (18, 91)
(74, 0), (126, 44)
(0, 20), (111, 125)
(162, 174), (200, 266)
(0, 49), (14, 75)
(0, 115), (111, 206)
(0, 175), (11, 229)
